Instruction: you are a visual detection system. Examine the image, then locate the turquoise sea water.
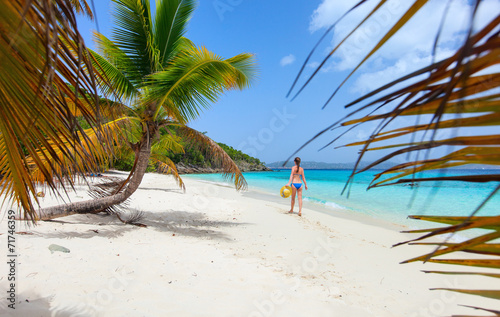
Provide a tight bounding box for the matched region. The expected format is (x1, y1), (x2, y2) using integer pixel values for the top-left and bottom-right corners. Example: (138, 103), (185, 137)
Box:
(183, 169), (499, 226)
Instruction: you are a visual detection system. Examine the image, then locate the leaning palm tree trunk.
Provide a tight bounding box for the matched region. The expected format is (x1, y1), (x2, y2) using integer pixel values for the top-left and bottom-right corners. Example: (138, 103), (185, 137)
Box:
(39, 132), (152, 219)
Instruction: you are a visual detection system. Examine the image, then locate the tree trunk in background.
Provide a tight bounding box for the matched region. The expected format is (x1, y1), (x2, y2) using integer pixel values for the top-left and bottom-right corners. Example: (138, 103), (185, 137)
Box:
(38, 134), (152, 220)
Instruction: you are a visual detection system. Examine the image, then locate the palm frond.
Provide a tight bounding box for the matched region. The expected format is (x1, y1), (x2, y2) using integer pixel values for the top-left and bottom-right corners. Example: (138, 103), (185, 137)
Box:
(152, 132), (185, 155)
(147, 44), (256, 121)
(289, 6), (500, 186)
(289, 1), (500, 315)
(452, 304), (500, 317)
(90, 32), (141, 99)
(27, 117), (131, 186)
(177, 126), (247, 191)
(111, 0), (154, 77)
(154, 0), (196, 67)
(154, 99), (186, 124)
(287, 0), (369, 99)
(113, 142), (135, 163)
(150, 153), (185, 191)
(117, 117), (143, 144)
(431, 289), (500, 300)
(116, 209), (145, 226)
(0, 0), (108, 221)
(414, 243), (500, 256)
(69, 0), (94, 19)
(422, 271), (500, 279)
(88, 176), (130, 214)
(289, 0), (384, 101)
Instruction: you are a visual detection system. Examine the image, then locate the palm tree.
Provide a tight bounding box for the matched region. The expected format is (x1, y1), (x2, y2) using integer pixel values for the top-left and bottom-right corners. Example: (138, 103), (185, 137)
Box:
(288, 1), (499, 315)
(35, 0), (256, 220)
(0, 0), (112, 222)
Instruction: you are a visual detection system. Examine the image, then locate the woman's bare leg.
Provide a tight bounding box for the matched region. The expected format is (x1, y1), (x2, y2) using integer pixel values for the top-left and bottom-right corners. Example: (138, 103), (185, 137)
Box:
(288, 186), (297, 213)
(298, 187), (303, 216)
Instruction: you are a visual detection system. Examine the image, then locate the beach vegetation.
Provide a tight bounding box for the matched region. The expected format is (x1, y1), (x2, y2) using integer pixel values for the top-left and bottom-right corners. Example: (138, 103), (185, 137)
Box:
(216, 143), (264, 166)
(111, 125), (264, 172)
(288, 0), (500, 315)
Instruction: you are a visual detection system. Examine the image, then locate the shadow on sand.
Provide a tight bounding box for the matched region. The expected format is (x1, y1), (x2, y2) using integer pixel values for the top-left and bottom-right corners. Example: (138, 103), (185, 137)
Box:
(138, 209), (252, 241)
(138, 187), (184, 194)
(0, 291), (85, 317)
(28, 209), (251, 241)
(32, 213), (136, 239)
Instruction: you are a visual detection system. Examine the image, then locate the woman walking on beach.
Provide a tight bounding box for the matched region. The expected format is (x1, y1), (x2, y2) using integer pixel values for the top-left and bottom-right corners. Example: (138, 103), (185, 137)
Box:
(287, 157), (308, 216)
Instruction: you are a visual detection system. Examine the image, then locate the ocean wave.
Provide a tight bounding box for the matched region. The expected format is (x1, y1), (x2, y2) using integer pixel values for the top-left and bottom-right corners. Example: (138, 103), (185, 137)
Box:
(303, 197), (349, 211)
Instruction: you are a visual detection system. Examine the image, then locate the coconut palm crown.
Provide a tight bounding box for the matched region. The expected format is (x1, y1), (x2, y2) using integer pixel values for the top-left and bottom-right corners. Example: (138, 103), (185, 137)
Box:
(37, 0), (256, 219)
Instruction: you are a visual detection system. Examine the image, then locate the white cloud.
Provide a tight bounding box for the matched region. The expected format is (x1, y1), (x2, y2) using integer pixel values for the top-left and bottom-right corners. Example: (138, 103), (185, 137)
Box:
(307, 61), (320, 69)
(280, 54), (296, 67)
(351, 48), (455, 94)
(309, 0), (500, 92)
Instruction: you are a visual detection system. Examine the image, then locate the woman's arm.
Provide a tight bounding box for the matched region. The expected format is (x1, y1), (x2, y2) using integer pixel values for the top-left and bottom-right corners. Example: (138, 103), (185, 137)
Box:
(301, 168), (308, 190)
(287, 169), (293, 186)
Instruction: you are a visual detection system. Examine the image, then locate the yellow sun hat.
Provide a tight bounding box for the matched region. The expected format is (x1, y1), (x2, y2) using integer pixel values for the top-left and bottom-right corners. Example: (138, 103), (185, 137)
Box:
(280, 185), (292, 198)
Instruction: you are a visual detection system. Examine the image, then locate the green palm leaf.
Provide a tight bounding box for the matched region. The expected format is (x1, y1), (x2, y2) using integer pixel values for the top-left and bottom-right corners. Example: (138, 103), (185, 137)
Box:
(152, 133), (185, 155)
(27, 118), (130, 185)
(111, 0), (154, 77)
(154, 0), (196, 67)
(90, 33), (141, 98)
(148, 44), (255, 120)
(177, 126), (247, 191)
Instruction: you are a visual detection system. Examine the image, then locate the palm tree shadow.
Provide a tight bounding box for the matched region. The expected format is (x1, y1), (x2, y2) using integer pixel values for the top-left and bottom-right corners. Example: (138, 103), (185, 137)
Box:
(35, 214), (135, 239)
(0, 291), (85, 317)
(33, 210), (250, 241)
(139, 187), (184, 194)
(139, 209), (252, 241)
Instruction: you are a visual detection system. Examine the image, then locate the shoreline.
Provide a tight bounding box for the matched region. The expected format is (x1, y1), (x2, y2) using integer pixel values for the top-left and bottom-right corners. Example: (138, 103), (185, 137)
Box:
(183, 174), (429, 235)
(184, 171), (497, 239)
(195, 177), (408, 233)
(184, 174), (488, 244)
(1, 172), (497, 316)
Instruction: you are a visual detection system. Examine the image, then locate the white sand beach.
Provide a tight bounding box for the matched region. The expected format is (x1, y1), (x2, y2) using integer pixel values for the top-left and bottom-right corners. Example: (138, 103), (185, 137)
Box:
(1, 172), (497, 316)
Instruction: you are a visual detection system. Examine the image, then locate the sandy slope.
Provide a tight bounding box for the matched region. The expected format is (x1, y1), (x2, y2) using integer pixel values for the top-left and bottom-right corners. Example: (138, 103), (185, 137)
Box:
(0, 171), (497, 316)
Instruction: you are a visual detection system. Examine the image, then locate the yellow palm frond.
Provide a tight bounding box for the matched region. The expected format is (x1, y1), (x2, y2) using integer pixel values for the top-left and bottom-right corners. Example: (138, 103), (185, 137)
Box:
(150, 154), (185, 191)
(27, 117), (132, 186)
(152, 133), (185, 156)
(177, 126), (247, 191)
(0, 0), (110, 221)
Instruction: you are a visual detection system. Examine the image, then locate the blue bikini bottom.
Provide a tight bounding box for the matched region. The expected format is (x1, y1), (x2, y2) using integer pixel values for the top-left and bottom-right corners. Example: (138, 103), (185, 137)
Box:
(292, 183), (302, 189)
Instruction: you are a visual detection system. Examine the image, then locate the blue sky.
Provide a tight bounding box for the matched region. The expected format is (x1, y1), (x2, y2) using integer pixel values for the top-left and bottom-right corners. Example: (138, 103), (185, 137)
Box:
(76, 0), (499, 164)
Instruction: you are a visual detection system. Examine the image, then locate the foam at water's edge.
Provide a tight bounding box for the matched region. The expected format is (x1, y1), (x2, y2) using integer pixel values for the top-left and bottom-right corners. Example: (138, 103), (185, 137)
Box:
(302, 197), (349, 211)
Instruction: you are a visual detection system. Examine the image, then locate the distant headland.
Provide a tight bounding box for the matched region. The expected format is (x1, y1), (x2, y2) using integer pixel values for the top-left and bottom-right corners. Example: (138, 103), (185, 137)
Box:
(266, 161), (500, 170)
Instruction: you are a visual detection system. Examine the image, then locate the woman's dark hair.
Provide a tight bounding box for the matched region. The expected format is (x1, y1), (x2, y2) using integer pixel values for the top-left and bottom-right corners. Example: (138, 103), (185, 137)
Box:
(294, 157), (301, 173)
